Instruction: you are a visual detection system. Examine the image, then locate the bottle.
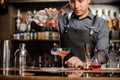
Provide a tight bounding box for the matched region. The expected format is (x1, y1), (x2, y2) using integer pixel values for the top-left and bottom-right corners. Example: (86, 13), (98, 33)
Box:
(0, 0), (5, 9)
(16, 9), (22, 32)
(26, 11), (32, 31)
(107, 10), (113, 30)
(0, 0), (7, 14)
(19, 20), (27, 32)
(95, 10), (98, 17)
(14, 43), (28, 68)
(119, 13), (120, 30)
(38, 56), (42, 67)
(113, 12), (119, 30)
(101, 9), (108, 21)
(111, 12), (119, 40)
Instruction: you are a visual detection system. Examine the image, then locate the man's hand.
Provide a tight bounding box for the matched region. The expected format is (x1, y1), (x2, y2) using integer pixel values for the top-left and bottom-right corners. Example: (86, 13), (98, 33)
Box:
(65, 56), (84, 68)
(44, 8), (64, 23)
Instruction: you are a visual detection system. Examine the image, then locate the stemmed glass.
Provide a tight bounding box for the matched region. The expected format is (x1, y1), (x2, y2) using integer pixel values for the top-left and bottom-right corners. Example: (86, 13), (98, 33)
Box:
(57, 48), (71, 70)
(51, 48), (58, 67)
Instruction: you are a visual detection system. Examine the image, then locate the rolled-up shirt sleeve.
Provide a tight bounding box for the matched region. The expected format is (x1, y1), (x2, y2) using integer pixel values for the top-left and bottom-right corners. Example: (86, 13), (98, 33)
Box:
(96, 19), (110, 64)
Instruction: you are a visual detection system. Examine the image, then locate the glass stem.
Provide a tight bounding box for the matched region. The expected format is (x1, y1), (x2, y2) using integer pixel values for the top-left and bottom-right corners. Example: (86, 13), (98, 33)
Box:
(61, 57), (64, 69)
(54, 55), (57, 61)
(53, 55), (57, 67)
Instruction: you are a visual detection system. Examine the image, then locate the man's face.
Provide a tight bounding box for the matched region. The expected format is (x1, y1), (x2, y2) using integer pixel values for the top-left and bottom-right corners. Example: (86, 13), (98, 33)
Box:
(69, 0), (90, 18)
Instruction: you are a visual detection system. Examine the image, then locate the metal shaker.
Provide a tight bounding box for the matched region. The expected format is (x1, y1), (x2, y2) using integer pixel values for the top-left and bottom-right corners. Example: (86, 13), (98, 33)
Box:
(3, 40), (11, 76)
(14, 43), (28, 68)
(3, 40), (11, 68)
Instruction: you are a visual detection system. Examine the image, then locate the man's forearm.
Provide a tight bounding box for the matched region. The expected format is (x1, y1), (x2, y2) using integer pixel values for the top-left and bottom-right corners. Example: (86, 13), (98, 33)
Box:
(97, 49), (109, 64)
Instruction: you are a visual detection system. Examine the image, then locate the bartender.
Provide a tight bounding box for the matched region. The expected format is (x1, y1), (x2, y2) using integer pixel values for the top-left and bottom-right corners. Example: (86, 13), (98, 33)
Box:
(31, 0), (109, 68)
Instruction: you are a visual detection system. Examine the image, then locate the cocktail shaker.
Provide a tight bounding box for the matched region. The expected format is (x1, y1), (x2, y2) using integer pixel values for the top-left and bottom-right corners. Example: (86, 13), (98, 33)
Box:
(3, 40), (11, 75)
(14, 43), (28, 68)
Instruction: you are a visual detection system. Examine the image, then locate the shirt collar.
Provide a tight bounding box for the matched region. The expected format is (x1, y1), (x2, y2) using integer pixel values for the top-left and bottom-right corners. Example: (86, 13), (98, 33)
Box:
(87, 9), (94, 20)
(71, 8), (94, 20)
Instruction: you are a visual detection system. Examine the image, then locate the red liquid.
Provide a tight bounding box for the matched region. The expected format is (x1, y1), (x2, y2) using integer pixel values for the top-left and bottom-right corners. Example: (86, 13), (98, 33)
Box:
(90, 63), (101, 70)
(57, 51), (69, 57)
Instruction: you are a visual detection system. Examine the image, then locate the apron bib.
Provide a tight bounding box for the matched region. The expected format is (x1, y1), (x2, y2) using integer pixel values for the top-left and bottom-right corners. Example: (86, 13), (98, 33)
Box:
(60, 13), (97, 62)
(61, 28), (96, 61)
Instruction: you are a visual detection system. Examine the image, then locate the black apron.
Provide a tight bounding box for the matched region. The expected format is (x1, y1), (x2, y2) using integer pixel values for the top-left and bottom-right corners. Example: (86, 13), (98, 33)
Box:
(60, 14), (97, 62)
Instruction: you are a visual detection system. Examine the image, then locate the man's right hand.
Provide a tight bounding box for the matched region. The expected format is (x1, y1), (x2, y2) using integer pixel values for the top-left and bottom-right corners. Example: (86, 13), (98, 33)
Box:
(44, 8), (64, 22)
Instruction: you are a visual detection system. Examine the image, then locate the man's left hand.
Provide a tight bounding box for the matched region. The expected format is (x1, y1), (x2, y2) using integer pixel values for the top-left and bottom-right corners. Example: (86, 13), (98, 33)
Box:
(65, 56), (84, 68)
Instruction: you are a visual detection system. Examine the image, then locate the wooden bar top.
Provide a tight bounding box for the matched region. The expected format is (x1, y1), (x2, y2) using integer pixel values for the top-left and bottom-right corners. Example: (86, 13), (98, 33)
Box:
(0, 67), (120, 80)
(0, 67), (120, 72)
(0, 75), (119, 80)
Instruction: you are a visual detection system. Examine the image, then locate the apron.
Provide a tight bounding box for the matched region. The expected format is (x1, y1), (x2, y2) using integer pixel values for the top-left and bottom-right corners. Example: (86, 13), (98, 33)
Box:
(60, 14), (97, 62)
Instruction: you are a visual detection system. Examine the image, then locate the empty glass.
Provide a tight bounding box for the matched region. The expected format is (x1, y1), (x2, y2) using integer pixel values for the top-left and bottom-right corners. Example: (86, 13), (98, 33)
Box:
(82, 43), (91, 69)
(51, 48), (58, 67)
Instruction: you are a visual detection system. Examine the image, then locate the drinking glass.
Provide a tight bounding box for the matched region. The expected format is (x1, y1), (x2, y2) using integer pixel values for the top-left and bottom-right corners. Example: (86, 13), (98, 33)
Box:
(82, 43), (91, 69)
(57, 48), (70, 70)
(51, 48), (58, 67)
(90, 54), (101, 70)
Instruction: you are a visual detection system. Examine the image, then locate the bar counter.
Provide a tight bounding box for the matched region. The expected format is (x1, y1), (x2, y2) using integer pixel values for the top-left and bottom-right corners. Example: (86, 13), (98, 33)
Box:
(0, 67), (120, 80)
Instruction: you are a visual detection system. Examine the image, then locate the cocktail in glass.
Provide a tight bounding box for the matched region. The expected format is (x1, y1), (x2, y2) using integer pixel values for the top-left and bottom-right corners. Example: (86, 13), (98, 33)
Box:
(57, 48), (70, 70)
(90, 55), (101, 70)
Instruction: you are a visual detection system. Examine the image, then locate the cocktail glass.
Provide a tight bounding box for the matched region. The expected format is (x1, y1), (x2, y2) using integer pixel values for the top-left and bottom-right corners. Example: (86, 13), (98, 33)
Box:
(57, 48), (70, 70)
(51, 48), (58, 67)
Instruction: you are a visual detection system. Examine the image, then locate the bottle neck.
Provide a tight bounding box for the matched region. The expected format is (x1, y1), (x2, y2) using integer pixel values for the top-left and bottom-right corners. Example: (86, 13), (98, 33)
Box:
(19, 43), (26, 50)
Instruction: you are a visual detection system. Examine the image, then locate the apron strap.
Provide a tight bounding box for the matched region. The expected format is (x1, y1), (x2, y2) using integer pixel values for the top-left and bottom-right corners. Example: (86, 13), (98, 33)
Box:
(65, 12), (97, 28)
(66, 12), (72, 27)
(64, 12), (72, 32)
(89, 16), (97, 36)
(92, 15), (97, 27)
(64, 12), (97, 36)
